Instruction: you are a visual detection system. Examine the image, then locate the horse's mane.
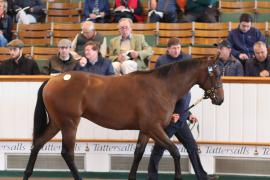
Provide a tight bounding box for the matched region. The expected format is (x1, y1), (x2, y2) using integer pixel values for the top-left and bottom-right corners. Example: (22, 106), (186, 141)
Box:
(132, 57), (209, 78)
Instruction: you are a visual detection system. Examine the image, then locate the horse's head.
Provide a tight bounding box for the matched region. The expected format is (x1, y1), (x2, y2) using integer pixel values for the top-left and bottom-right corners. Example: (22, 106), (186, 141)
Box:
(199, 56), (224, 105)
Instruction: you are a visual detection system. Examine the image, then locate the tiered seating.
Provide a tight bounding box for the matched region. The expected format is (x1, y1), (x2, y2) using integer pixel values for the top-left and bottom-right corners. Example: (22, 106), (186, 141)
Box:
(219, 0), (256, 22)
(193, 22), (229, 47)
(52, 23), (81, 45)
(16, 23), (52, 46)
(255, 1), (270, 22)
(158, 23), (193, 46)
(191, 46), (217, 58)
(46, 2), (82, 23)
(132, 23), (157, 46)
(32, 47), (58, 68)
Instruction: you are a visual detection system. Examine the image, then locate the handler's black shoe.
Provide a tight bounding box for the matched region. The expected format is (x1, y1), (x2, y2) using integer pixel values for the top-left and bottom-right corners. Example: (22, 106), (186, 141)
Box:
(207, 175), (219, 180)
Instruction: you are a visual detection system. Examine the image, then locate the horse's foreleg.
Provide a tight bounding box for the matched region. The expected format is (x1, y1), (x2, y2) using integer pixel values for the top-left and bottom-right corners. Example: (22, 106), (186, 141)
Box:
(128, 131), (149, 180)
(150, 126), (182, 180)
(23, 124), (59, 180)
(61, 123), (82, 180)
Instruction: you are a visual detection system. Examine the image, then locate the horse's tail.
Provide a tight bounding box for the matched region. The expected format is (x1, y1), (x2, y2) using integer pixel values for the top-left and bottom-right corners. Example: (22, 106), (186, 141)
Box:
(33, 80), (49, 139)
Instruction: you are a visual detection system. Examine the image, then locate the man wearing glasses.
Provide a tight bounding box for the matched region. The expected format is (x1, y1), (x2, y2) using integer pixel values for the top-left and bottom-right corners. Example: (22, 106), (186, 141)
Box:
(0, 39), (40, 75)
(41, 39), (77, 75)
(108, 18), (152, 75)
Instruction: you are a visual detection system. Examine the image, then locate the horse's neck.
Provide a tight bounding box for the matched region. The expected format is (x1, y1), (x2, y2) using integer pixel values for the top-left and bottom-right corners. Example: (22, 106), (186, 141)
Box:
(164, 66), (198, 100)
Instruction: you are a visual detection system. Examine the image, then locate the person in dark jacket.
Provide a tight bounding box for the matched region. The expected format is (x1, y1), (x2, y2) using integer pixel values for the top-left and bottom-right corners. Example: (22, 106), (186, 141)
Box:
(0, 39), (40, 75)
(83, 0), (110, 23)
(147, 37), (218, 180)
(41, 39), (78, 75)
(12, 0), (45, 24)
(148, 0), (180, 23)
(227, 13), (266, 67)
(245, 41), (270, 77)
(0, 0), (12, 46)
(183, 0), (218, 22)
(216, 40), (244, 76)
(75, 41), (115, 76)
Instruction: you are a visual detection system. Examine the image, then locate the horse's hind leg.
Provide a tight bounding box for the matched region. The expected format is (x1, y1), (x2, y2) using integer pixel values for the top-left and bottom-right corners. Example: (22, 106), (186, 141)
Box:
(61, 121), (82, 180)
(149, 126), (182, 180)
(128, 131), (149, 180)
(23, 123), (59, 180)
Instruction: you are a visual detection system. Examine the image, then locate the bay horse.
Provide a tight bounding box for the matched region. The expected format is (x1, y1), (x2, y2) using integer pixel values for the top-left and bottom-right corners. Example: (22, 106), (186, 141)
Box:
(23, 56), (224, 180)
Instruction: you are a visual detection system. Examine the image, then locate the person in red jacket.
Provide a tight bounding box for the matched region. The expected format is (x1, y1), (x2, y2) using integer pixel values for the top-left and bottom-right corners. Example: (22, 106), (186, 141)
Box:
(113, 0), (143, 22)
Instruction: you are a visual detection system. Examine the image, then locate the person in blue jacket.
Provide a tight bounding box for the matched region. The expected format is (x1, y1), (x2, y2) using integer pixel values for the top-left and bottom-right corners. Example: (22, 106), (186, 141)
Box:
(75, 41), (115, 76)
(147, 37), (218, 180)
(227, 13), (266, 68)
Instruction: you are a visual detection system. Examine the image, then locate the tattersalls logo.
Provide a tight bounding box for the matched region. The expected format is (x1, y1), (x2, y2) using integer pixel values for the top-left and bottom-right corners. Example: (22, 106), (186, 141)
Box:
(205, 146), (250, 156)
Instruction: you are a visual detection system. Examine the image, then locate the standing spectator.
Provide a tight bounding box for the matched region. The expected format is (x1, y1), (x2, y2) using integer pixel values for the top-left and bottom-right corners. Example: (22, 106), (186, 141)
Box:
(0, 0), (12, 46)
(41, 39), (78, 75)
(12, 0), (45, 24)
(108, 18), (152, 75)
(216, 40), (244, 76)
(71, 21), (107, 60)
(245, 41), (270, 77)
(0, 39), (40, 75)
(148, 0), (181, 23)
(113, 0), (143, 22)
(147, 37), (218, 180)
(183, 0), (218, 22)
(75, 41), (115, 76)
(83, 0), (110, 23)
(227, 13), (266, 67)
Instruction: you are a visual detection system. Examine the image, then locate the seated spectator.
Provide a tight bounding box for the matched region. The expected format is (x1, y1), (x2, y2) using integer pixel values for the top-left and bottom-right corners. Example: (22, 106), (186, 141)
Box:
(83, 0), (110, 23)
(12, 0), (45, 24)
(228, 13), (266, 67)
(75, 41), (114, 76)
(71, 21), (106, 60)
(108, 18), (152, 75)
(183, 0), (218, 22)
(216, 40), (244, 76)
(149, 0), (181, 23)
(0, 0), (12, 46)
(113, 0), (143, 22)
(41, 39), (78, 75)
(0, 39), (40, 75)
(155, 37), (191, 67)
(245, 41), (270, 77)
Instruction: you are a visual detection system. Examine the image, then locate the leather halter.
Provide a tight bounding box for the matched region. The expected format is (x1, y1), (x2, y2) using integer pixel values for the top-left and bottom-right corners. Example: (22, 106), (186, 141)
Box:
(203, 64), (223, 99)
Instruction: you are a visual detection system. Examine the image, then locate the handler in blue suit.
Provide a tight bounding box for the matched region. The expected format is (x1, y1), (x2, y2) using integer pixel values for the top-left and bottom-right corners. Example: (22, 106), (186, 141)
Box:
(147, 37), (217, 180)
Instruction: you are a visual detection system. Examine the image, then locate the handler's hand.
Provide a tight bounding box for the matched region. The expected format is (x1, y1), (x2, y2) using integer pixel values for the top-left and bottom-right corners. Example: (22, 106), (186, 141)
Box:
(188, 114), (198, 124)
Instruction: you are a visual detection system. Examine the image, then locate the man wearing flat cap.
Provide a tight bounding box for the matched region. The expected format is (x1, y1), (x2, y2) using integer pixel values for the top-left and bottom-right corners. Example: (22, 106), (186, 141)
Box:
(41, 39), (77, 75)
(0, 39), (40, 75)
(216, 39), (244, 76)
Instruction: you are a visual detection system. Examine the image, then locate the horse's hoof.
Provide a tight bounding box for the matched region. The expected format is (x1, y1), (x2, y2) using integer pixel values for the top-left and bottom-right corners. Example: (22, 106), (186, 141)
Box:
(174, 176), (182, 180)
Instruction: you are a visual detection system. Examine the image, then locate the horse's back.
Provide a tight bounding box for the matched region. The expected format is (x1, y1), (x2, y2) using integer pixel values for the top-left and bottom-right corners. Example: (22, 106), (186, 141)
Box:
(43, 71), (106, 117)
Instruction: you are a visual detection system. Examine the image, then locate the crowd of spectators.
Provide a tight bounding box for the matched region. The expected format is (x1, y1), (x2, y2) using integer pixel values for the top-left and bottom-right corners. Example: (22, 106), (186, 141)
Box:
(0, 0), (269, 77)
(0, 2), (268, 180)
